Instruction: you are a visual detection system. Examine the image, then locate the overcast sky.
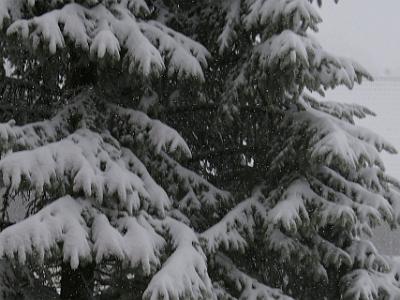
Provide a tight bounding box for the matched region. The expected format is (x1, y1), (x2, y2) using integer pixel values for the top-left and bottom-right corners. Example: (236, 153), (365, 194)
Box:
(316, 0), (400, 77)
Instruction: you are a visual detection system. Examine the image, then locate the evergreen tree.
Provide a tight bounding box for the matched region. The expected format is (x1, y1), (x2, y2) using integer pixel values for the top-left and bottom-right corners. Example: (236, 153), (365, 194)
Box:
(190, 1), (400, 299)
(0, 1), (217, 299)
(0, 1), (400, 300)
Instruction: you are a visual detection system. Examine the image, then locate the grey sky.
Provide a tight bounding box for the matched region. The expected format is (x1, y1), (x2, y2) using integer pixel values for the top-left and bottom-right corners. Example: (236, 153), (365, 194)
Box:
(316, 0), (400, 77)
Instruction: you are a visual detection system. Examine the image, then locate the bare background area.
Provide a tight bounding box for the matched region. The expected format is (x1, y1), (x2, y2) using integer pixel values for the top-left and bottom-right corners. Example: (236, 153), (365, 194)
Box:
(317, 0), (400, 77)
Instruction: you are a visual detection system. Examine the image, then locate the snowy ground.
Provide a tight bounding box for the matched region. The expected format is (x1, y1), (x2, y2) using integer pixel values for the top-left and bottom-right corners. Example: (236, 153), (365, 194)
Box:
(319, 77), (400, 255)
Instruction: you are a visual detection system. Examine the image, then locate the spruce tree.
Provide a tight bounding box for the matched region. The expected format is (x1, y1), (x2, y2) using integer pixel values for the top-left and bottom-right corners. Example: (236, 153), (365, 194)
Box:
(0, 1), (217, 299)
(190, 1), (400, 299)
(0, 1), (400, 300)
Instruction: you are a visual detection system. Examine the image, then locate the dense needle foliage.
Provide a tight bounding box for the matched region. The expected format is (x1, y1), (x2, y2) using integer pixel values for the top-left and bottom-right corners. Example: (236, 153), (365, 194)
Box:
(0, 1), (400, 300)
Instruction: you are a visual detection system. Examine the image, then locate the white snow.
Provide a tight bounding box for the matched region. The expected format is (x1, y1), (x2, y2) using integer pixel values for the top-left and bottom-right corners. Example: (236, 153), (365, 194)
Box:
(0, 195), (167, 273)
(201, 197), (254, 254)
(341, 258), (400, 300)
(0, 196), (90, 269)
(267, 179), (310, 233)
(114, 214), (165, 274)
(2, 1), (209, 78)
(108, 104), (192, 158)
(215, 253), (294, 300)
(144, 218), (212, 300)
(244, 0), (321, 32)
(315, 78), (400, 255)
(218, 0), (241, 54)
(0, 129), (150, 205)
(0, 87), (222, 299)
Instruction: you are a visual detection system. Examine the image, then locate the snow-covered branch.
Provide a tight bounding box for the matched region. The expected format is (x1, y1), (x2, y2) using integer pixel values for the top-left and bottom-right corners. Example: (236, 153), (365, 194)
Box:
(215, 253), (294, 300)
(2, 1), (209, 78)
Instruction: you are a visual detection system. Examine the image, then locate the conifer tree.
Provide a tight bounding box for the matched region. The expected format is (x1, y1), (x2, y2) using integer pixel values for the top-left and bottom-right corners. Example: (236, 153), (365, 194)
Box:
(0, 1), (400, 300)
(0, 1), (217, 299)
(186, 1), (400, 299)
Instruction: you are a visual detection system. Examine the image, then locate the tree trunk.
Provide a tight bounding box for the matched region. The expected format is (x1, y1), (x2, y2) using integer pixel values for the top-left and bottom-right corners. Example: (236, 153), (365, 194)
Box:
(60, 262), (95, 300)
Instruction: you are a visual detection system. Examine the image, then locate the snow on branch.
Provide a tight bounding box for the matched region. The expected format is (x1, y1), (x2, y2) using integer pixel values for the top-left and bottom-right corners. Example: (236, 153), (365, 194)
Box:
(306, 56), (372, 91)
(218, 0), (241, 54)
(108, 104), (192, 158)
(93, 213), (165, 274)
(253, 31), (372, 88)
(308, 177), (357, 229)
(143, 217), (212, 300)
(254, 30), (310, 70)
(338, 120), (397, 154)
(0, 195), (168, 274)
(244, 0), (322, 32)
(313, 234), (352, 268)
(266, 227), (313, 261)
(215, 253), (294, 300)
(0, 129), (171, 213)
(267, 177), (356, 233)
(0, 196), (90, 269)
(318, 166), (394, 225)
(302, 93), (376, 124)
(200, 185), (267, 254)
(201, 176), (355, 257)
(211, 281), (237, 300)
(139, 20), (209, 79)
(153, 152), (231, 212)
(357, 166), (399, 194)
(0, 88), (191, 216)
(2, 1), (208, 78)
(264, 228), (329, 283)
(267, 179), (310, 232)
(119, 148), (171, 215)
(0, 95), (89, 155)
(341, 260), (400, 300)
(346, 239), (389, 272)
(291, 105), (395, 170)
(387, 188), (400, 224)
(200, 197), (256, 254)
(312, 173), (391, 234)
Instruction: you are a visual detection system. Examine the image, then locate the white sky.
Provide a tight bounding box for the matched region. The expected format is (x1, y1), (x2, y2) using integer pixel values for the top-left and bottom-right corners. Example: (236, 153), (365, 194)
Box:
(316, 0), (400, 77)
